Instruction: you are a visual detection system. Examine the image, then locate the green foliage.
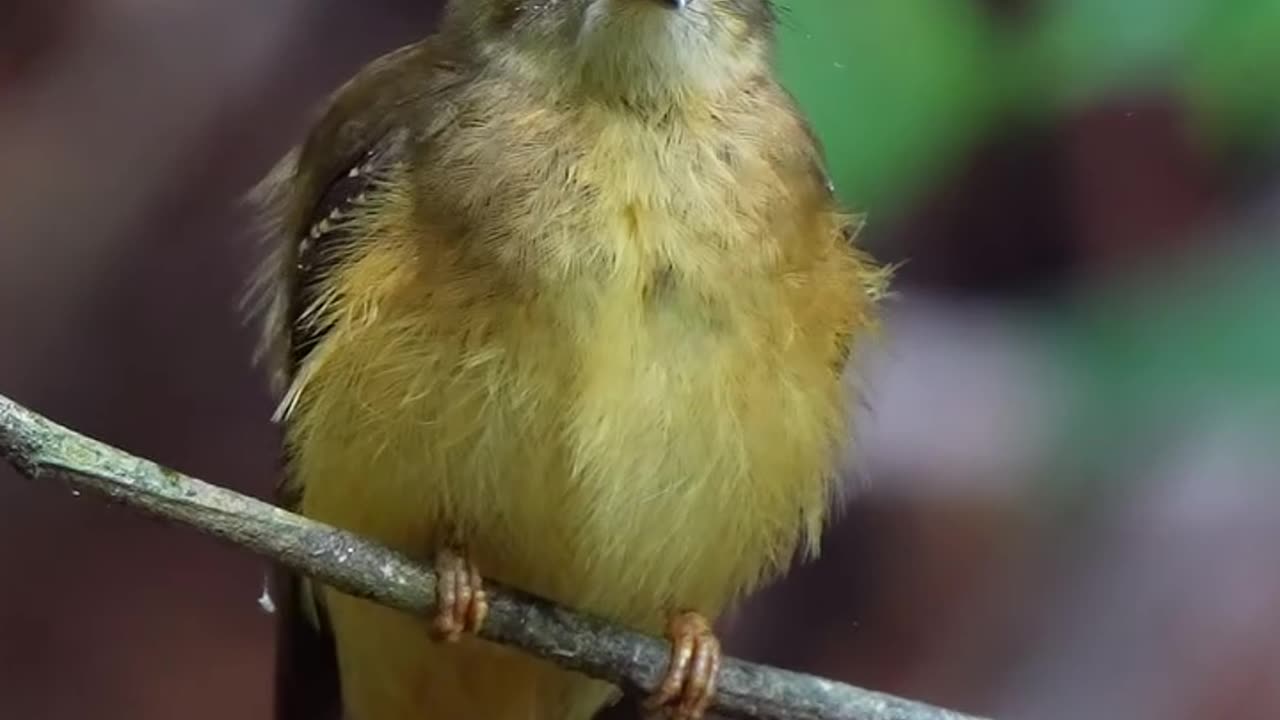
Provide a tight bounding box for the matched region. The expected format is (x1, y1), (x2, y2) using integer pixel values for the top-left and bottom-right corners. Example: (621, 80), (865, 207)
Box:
(775, 0), (998, 210)
(775, 0), (1280, 209)
(1185, 1), (1280, 146)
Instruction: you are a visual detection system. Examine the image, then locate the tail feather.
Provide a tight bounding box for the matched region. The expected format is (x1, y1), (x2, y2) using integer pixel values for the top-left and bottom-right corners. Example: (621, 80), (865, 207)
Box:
(273, 566), (343, 720)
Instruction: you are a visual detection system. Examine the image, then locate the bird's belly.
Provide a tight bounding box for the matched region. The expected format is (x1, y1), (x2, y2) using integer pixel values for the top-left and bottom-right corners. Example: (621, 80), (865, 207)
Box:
(288, 251), (853, 720)
(295, 283), (843, 629)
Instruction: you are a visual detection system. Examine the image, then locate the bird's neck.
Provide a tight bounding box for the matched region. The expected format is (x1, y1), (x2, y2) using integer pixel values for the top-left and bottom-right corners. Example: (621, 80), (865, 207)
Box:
(578, 15), (763, 106)
(482, 23), (769, 112)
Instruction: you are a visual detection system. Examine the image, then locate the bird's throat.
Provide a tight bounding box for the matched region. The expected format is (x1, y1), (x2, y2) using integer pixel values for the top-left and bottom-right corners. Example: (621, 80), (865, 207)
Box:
(571, 2), (760, 106)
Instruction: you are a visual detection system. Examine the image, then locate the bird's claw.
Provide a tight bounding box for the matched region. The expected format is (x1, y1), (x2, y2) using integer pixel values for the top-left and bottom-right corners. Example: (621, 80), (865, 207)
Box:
(645, 610), (721, 720)
(431, 546), (488, 642)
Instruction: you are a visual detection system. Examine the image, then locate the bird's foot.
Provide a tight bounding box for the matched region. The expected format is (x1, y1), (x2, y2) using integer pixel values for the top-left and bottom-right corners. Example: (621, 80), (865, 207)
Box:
(645, 610), (721, 720)
(430, 546), (488, 642)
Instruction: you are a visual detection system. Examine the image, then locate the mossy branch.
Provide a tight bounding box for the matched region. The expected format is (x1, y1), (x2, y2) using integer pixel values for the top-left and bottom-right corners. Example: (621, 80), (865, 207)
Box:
(0, 392), (989, 720)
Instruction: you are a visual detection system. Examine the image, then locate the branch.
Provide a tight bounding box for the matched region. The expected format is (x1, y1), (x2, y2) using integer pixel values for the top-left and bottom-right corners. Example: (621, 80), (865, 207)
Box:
(0, 392), (988, 720)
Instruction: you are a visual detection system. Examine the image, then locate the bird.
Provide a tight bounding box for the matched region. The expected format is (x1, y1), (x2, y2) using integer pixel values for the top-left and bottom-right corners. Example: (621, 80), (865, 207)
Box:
(246, 0), (887, 718)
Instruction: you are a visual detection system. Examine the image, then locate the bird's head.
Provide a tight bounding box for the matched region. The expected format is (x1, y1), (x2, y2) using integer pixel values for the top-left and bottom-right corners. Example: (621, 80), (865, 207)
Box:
(448, 0), (777, 104)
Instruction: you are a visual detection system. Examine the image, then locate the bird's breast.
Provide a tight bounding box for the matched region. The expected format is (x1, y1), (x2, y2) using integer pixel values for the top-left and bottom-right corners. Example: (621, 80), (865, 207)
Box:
(295, 109), (848, 628)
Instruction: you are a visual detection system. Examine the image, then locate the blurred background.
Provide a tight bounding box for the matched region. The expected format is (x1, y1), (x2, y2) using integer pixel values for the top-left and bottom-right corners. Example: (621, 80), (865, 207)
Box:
(2, 1), (1278, 718)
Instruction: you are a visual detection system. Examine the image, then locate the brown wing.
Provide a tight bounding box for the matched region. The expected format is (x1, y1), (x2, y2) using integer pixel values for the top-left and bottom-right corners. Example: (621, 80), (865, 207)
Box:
(269, 132), (409, 720)
(246, 37), (467, 720)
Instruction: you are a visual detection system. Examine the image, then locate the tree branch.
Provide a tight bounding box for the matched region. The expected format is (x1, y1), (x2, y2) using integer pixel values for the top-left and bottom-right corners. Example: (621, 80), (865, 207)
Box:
(0, 392), (988, 720)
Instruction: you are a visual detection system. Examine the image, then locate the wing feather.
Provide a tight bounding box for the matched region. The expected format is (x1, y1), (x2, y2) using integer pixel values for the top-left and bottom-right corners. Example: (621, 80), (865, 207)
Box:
(250, 127), (411, 720)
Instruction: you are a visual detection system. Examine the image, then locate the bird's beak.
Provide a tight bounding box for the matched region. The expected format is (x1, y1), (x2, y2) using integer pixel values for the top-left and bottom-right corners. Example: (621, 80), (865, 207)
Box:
(664, 0), (690, 9)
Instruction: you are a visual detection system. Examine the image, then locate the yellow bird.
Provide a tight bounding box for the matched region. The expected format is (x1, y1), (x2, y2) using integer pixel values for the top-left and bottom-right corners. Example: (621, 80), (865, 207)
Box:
(248, 0), (886, 718)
